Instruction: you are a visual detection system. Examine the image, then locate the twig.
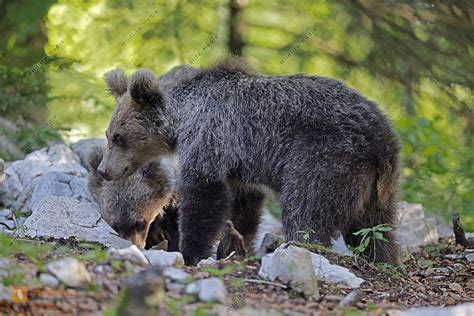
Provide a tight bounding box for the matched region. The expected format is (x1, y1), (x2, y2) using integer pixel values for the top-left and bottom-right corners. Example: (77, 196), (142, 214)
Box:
(223, 251), (236, 261)
(243, 278), (287, 289)
(339, 289), (363, 307)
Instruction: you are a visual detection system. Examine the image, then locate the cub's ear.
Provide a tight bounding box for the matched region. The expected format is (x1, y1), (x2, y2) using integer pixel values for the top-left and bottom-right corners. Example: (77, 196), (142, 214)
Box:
(86, 145), (105, 172)
(104, 68), (128, 97)
(129, 68), (163, 107)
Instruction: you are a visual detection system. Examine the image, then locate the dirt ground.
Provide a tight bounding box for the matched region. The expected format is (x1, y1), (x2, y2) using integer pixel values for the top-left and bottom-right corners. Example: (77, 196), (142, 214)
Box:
(0, 236), (472, 315)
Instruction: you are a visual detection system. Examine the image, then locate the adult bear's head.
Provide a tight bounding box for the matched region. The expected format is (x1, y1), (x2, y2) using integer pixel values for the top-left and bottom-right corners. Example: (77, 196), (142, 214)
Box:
(98, 68), (170, 181)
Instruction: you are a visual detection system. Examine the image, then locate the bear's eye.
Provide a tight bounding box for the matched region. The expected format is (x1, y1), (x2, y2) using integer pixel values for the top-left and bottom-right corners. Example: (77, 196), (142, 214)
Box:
(112, 133), (126, 147)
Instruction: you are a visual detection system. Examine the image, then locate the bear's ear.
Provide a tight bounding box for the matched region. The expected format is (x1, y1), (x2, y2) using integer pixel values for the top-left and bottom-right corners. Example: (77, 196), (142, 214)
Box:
(129, 68), (163, 108)
(86, 145), (105, 172)
(104, 68), (128, 97)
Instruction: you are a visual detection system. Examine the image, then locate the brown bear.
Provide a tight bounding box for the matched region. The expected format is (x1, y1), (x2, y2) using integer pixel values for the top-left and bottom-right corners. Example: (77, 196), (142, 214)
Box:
(97, 59), (401, 265)
(87, 144), (179, 250)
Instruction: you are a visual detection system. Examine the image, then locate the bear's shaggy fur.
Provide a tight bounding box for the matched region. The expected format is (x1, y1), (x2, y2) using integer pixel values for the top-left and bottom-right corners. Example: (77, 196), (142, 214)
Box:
(87, 145), (179, 249)
(98, 59), (401, 265)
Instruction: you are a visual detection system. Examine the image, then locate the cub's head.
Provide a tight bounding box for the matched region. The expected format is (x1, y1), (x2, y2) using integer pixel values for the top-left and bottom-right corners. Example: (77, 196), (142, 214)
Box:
(98, 68), (170, 181)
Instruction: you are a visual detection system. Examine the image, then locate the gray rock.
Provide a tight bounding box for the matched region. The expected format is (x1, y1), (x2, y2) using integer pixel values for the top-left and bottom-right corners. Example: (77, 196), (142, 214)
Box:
(397, 302), (474, 316)
(310, 251), (365, 288)
(142, 249), (184, 267)
(0, 144), (88, 210)
(197, 257), (217, 267)
(444, 254), (465, 260)
(0, 258), (11, 278)
(46, 257), (91, 287)
(28, 172), (92, 212)
(107, 245), (149, 266)
(165, 279), (186, 292)
(163, 267), (191, 283)
(431, 216), (453, 238)
(70, 138), (107, 171)
(255, 232), (284, 259)
(466, 253), (474, 262)
(0, 158), (5, 188)
(398, 217), (439, 249)
(397, 202), (425, 223)
(259, 244), (319, 298)
(16, 217), (26, 227)
(0, 219), (15, 230)
(254, 210), (283, 253)
(39, 273), (60, 288)
(22, 196), (131, 248)
(0, 209), (11, 218)
(331, 234), (353, 256)
(185, 277), (227, 303)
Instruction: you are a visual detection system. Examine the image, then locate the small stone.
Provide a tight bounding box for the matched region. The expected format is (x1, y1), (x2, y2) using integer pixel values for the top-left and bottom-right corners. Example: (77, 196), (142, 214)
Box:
(452, 263), (464, 271)
(107, 245), (149, 266)
(46, 257), (91, 287)
(0, 219), (15, 230)
(255, 232), (284, 258)
(0, 209), (12, 218)
(120, 266), (166, 315)
(94, 264), (112, 274)
(185, 277), (227, 303)
(16, 217), (26, 227)
(448, 282), (463, 293)
(163, 267), (191, 283)
(466, 253), (474, 262)
(259, 244), (319, 297)
(433, 267), (450, 274)
(39, 273), (60, 288)
(165, 279), (186, 292)
(197, 257), (217, 267)
(310, 252), (365, 288)
(444, 254), (465, 260)
(142, 250), (184, 267)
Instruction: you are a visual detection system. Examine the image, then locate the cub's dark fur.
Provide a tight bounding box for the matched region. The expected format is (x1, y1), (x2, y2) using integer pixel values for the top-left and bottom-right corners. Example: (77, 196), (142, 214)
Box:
(99, 59), (401, 265)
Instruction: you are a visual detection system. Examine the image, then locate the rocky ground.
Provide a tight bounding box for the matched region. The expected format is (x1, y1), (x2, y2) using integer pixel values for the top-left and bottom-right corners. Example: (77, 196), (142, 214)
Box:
(0, 235), (472, 315)
(0, 141), (473, 315)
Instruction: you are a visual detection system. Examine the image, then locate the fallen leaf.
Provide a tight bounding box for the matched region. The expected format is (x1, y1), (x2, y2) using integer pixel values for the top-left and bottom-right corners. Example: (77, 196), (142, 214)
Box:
(449, 282), (463, 293)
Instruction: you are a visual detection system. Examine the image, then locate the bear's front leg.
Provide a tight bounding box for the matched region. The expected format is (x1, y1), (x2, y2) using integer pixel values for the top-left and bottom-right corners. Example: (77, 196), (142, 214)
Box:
(178, 177), (232, 265)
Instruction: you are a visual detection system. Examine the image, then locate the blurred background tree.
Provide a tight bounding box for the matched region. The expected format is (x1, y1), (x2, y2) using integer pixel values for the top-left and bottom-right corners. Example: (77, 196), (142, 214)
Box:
(0, 0), (472, 228)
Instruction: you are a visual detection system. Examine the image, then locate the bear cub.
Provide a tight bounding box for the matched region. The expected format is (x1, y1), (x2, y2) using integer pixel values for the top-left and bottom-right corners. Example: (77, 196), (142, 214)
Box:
(87, 144), (179, 250)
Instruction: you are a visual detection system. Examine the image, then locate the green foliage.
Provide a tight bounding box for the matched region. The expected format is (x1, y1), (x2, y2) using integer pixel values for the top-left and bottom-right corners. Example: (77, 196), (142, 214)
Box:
(0, 66), (62, 160)
(297, 229), (316, 243)
(77, 242), (108, 263)
(200, 263), (241, 276)
(352, 224), (393, 262)
(0, 233), (53, 273)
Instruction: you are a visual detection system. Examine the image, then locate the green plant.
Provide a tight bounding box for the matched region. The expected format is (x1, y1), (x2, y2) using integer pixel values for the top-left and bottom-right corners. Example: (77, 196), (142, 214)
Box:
(297, 229), (316, 243)
(352, 224), (393, 262)
(200, 263), (241, 277)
